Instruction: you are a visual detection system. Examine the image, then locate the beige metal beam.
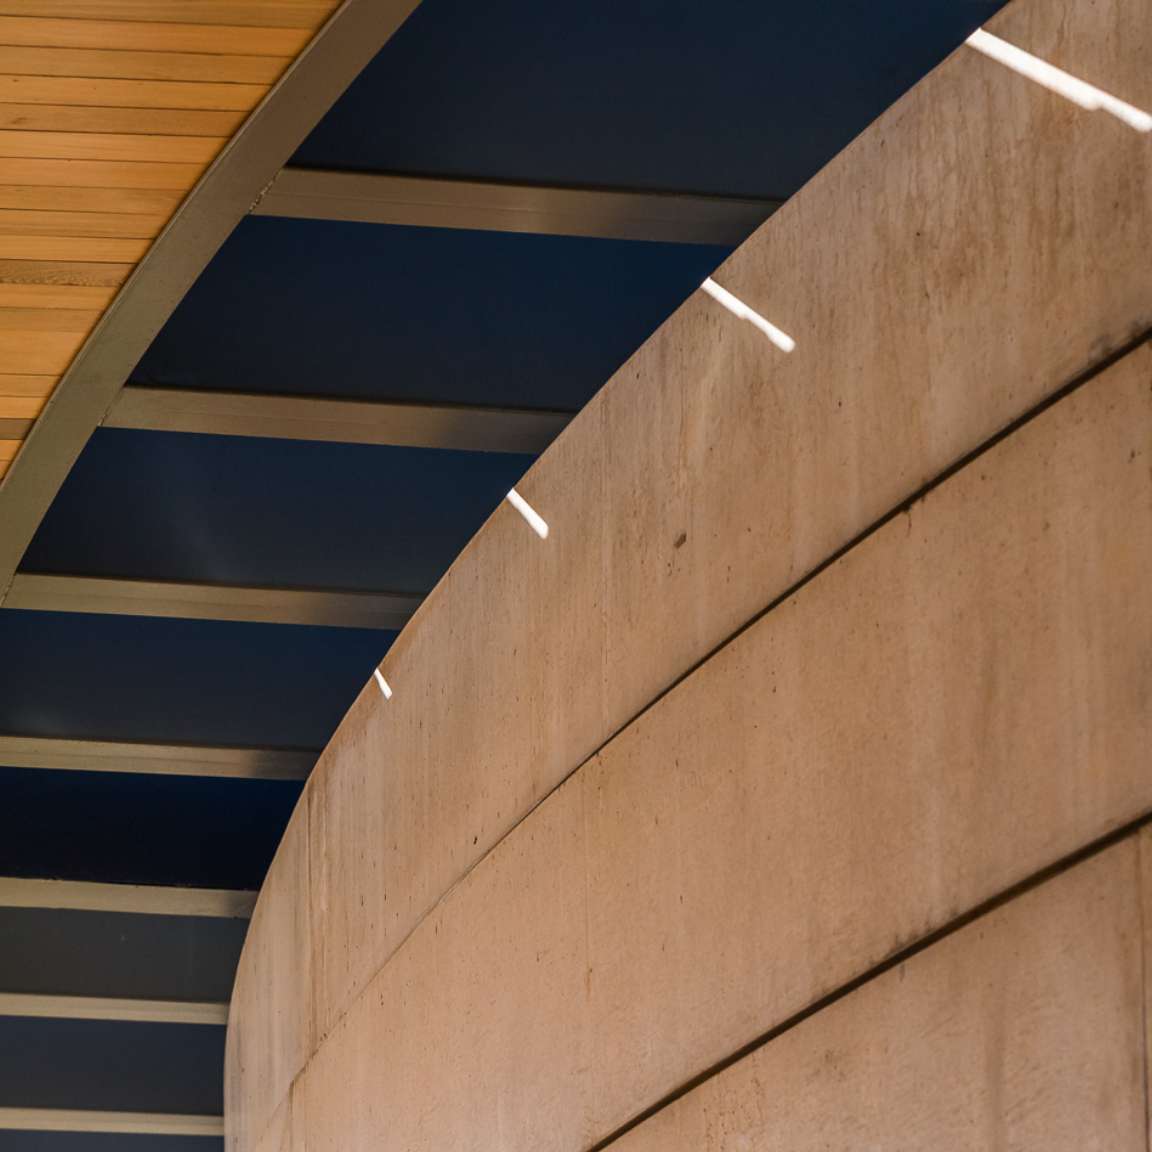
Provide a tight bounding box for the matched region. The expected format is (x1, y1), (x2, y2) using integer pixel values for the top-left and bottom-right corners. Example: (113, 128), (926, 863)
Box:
(0, 993), (228, 1026)
(0, 1109), (223, 1136)
(105, 386), (572, 454)
(0, 734), (313, 780)
(0, 877), (256, 919)
(253, 167), (780, 245)
(6, 572), (421, 630)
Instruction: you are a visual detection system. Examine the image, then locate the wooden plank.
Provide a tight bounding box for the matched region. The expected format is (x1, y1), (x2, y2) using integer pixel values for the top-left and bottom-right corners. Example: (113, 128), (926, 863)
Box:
(0, 2), (333, 29)
(0, 371), (57, 393)
(0, 75), (265, 111)
(0, 306), (98, 329)
(0, 329), (85, 372)
(6, 573), (423, 630)
(0, 184), (182, 213)
(0, 130), (222, 163)
(0, 438), (20, 460)
(0, 234), (150, 261)
(0, 416), (29, 436)
(0, 396), (42, 418)
(0, 992), (228, 1026)
(0, 16), (312, 57)
(0, 1110), (224, 1137)
(0, 209), (165, 238)
(0, 733), (315, 779)
(0, 259), (131, 286)
(0, 45), (288, 84)
(258, 168), (780, 245)
(0, 102), (245, 135)
(108, 387), (574, 453)
(0, 459), (8, 478)
(0, 876), (257, 918)
(0, 157), (205, 190)
(0, 282), (115, 306)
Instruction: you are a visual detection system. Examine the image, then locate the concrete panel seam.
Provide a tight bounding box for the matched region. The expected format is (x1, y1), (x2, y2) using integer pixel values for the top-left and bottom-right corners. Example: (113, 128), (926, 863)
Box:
(303, 325), (1152, 1063)
(585, 811), (1152, 1152)
(579, 325), (1152, 788)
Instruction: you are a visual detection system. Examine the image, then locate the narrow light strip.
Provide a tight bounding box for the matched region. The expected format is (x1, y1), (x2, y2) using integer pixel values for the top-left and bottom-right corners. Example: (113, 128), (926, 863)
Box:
(966, 27), (1152, 132)
(506, 487), (549, 539)
(373, 668), (393, 700)
(700, 277), (796, 353)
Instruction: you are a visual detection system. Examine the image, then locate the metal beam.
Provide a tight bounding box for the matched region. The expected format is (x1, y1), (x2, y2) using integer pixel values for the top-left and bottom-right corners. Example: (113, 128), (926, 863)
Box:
(6, 572), (422, 630)
(0, 1109), (223, 1136)
(0, 877), (256, 919)
(105, 386), (572, 454)
(0, 734), (314, 779)
(254, 167), (781, 245)
(0, 0), (427, 609)
(0, 993), (227, 1026)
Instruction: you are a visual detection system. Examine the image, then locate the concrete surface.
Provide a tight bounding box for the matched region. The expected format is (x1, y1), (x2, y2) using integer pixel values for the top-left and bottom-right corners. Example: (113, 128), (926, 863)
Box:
(226, 0), (1152, 1146)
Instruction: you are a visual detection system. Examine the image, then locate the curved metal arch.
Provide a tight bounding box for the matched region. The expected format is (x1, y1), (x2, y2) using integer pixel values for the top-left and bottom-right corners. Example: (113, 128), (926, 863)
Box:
(0, 0), (423, 604)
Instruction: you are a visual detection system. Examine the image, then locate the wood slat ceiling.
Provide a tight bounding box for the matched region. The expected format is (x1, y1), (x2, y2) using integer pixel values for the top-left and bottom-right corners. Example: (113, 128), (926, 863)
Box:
(0, 0), (341, 479)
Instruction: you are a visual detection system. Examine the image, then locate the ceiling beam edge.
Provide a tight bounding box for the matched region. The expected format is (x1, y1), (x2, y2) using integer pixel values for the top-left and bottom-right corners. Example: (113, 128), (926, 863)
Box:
(0, 877), (256, 918)
(254, 166), (781, 245)
(0, 733), (315, 779)
(105, 386), (572, 454)
(6, 572), (422, 630)
(0, 1108), (224, 1136)
(0, 993), (228, 1026)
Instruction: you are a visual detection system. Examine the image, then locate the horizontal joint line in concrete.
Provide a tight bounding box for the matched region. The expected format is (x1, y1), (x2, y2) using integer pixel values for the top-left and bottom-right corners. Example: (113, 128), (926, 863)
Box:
(584, 809), (1152, 1152)
(306, 326), (1152, 1075)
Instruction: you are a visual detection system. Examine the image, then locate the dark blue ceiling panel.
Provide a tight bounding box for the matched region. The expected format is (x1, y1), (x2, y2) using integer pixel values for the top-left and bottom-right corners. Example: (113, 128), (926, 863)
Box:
(131, 218), (727, 410)
(23, 429), (527, 594)
(0, 1017), (222, 1114)
(293, 0), (1004, 198)
(0, 611), (387, 748)
(0, 907), (245, 1002)
(0, 767), (298, 889)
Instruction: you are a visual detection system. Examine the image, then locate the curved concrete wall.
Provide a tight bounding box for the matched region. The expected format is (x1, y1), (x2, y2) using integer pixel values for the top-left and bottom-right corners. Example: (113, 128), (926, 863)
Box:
(615, 838), (1148, 1152)
(226, 0), (1152, 1148)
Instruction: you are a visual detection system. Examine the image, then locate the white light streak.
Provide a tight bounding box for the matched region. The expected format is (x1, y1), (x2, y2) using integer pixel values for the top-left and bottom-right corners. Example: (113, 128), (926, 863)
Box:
(966, 27), (1152, 133)
(373, 668), (393, 700)
(506, 488), (549, 539)
(700, 277), (795, 353)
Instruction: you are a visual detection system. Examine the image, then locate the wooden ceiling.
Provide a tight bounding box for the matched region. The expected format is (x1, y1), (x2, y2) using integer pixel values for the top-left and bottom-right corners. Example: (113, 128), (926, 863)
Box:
(0, 0), (340, 481)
